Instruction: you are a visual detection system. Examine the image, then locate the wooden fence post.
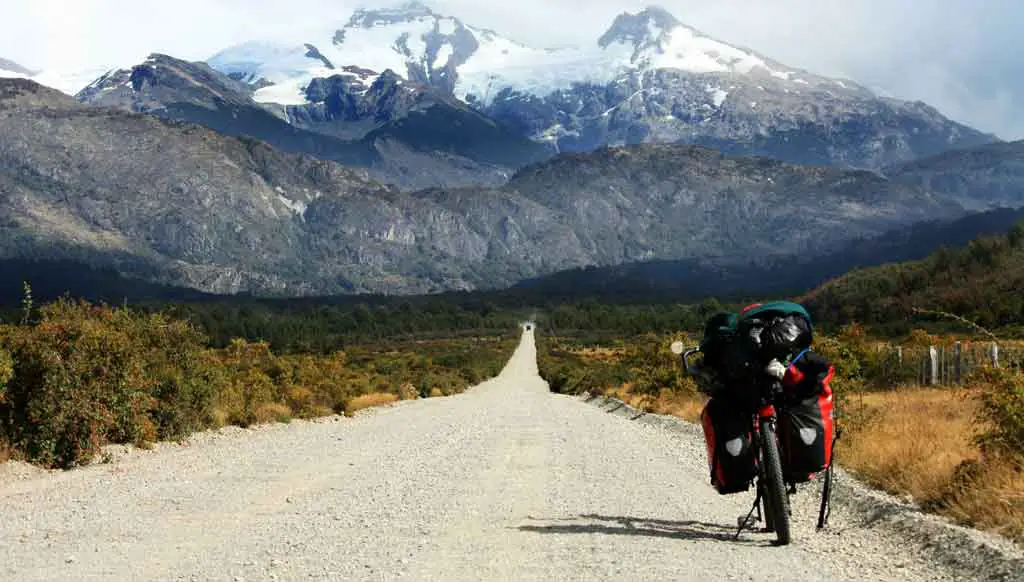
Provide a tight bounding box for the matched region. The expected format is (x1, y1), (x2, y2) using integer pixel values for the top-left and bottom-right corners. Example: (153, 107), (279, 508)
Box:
(954, 341), (962, 385)
(929, 346), (939, 386)
(991, 343), (1000, 369)
(941, 346), (948, 385)
(897, 346), (903, 366)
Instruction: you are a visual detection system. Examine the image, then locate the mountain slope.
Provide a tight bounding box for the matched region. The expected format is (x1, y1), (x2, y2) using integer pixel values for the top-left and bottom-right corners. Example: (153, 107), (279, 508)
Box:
(503, 145), (962, 265)
(209, 3), (996, 169)
(511, 207), (1024, 301)
(77, 54), (549, 190)
(0, 79), (969, 296)
(0, 78), (581, 294)
(886, 140), (1024, 211)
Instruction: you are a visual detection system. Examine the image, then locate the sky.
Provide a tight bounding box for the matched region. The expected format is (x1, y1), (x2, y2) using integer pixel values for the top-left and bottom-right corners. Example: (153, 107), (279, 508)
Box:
(0, 0), (1020, 139)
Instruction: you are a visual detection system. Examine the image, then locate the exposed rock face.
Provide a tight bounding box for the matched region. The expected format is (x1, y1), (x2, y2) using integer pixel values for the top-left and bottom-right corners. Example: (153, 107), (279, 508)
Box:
(0, 79), (967, 296)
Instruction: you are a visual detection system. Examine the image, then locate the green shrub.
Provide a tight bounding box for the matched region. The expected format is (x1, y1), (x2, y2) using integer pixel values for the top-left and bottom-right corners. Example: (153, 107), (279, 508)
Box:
(974, 368), (1024, 458)
(0, 347), (12, 395)
(0, 301), (157, 467)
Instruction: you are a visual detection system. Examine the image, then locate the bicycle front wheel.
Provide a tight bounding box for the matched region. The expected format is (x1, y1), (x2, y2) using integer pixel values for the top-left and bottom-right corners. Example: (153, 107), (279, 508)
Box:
(760, 420), (792, 545)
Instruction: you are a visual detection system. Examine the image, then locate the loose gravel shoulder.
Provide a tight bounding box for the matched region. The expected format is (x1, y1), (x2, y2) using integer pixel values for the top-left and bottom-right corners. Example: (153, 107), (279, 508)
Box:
(1, 330), (1021, 581)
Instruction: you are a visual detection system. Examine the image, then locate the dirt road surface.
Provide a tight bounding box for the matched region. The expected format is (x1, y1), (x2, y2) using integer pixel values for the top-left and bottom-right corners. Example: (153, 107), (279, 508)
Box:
(1, 329), (1020, 581)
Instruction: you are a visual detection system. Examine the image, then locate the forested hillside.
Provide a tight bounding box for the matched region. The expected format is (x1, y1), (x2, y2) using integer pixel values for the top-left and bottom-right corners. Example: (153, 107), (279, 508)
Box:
(804, 221), (1024, 331)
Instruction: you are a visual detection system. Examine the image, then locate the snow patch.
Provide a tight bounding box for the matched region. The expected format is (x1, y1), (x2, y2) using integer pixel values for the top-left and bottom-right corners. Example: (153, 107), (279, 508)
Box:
(32, 67), (118, 96)
(254, 77), (315, 105)
(437, 17), (457, 36)
(209, 41), (330, 86)
(706, 85), (729, 107)
(277, 194), (308, 219)
(433, 43), (453, 70)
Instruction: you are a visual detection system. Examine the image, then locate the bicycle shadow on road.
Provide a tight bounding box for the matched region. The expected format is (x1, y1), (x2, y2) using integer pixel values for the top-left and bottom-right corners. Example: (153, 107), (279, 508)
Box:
(517, 513), (769, 545)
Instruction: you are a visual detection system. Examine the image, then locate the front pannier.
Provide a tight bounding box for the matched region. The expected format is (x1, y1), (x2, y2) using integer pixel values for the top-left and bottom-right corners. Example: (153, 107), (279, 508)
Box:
(701, 398), (757, 494)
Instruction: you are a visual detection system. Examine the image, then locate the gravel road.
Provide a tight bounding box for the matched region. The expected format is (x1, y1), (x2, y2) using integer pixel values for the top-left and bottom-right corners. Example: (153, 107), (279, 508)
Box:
(1, 329), (1020, 581)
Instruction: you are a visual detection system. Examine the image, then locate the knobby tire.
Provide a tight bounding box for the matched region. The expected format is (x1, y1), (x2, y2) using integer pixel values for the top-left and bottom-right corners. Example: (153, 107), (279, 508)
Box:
(760, 421), (792, 545)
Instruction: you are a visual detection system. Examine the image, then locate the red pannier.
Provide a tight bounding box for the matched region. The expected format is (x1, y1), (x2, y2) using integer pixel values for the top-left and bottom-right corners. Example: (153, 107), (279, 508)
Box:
(701, 398), (757, 494)
(779, 351), (836, 483)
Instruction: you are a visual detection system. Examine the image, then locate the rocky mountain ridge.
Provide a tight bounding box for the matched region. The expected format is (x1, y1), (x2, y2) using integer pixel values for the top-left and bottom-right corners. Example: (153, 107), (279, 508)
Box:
(0, 78), (978, 297)
(76, 54), (549, 190)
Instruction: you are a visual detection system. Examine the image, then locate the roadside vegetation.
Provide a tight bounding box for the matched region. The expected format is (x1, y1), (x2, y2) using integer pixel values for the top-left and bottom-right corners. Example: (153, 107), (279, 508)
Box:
(0, 297), (515, 469)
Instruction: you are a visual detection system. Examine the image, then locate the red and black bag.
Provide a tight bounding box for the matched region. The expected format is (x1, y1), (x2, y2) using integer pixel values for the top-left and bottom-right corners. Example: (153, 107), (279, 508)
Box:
(701, 398), (757, 494)
(779, 351), (836, 483)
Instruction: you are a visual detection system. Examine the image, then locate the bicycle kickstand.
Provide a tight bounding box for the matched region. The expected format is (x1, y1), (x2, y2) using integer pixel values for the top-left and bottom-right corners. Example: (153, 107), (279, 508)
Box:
(736, 488), (763, 540)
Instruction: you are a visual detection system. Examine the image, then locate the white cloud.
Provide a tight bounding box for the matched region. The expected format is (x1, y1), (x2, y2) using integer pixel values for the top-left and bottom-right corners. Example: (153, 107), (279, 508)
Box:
(0, 0), (1020, 138)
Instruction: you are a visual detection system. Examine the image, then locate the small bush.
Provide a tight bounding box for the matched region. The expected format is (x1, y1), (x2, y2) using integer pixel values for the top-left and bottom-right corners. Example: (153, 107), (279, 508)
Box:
(0, 347), (12, 396)
(974, 368), (1024, 458)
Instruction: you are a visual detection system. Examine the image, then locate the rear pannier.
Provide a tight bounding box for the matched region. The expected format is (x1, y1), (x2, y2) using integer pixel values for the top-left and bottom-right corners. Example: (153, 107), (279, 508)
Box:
(701, 398), (757, 494)
(779, 351), (836, 483)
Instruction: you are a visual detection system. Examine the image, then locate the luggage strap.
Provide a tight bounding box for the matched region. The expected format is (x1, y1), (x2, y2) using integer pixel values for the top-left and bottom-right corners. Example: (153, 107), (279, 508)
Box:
(790, 349), (810, 365)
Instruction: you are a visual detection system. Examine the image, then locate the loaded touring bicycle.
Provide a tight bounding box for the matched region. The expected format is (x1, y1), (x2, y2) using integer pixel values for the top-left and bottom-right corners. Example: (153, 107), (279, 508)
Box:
(671, 302), (838, 546)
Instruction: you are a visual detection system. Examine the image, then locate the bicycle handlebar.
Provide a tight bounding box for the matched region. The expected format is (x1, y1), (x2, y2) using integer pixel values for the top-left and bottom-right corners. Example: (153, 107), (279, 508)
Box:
(681, 347), (701, 377)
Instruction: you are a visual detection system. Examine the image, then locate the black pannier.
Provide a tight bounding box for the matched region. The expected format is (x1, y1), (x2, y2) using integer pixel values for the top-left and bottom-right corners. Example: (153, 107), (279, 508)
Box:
(779, 352), (836, 483)
(701, 398), (757, 494)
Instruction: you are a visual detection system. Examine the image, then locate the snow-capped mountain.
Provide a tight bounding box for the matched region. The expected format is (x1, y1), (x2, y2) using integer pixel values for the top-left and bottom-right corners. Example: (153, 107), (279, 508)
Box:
(210, 3), (836, 105)
(208, 2), (995, 168)
(76, 53), (550, 190)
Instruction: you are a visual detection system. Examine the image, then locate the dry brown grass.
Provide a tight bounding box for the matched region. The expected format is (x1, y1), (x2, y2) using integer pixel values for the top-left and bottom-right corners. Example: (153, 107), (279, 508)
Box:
(841, 388), (983, 502)
(572, 347), (627, 362)
(607, 383), (707, 423)
(840, 387), (1024, 543)
(253, 403), (293, 424)
(344, 393), (401, 416)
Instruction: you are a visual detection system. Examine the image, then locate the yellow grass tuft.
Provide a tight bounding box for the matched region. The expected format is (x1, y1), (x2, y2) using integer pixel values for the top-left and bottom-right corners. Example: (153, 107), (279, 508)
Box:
(344, 392), (400, 416)
(209, 407), (230, 428)
(429, 387), (444, 398)
(398, 383), (419, 401)
(253, 403), (293, 424)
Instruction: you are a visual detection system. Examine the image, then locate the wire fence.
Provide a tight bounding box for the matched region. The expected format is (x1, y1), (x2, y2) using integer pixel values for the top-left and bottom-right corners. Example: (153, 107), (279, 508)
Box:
(867, 342), (1022, 387)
